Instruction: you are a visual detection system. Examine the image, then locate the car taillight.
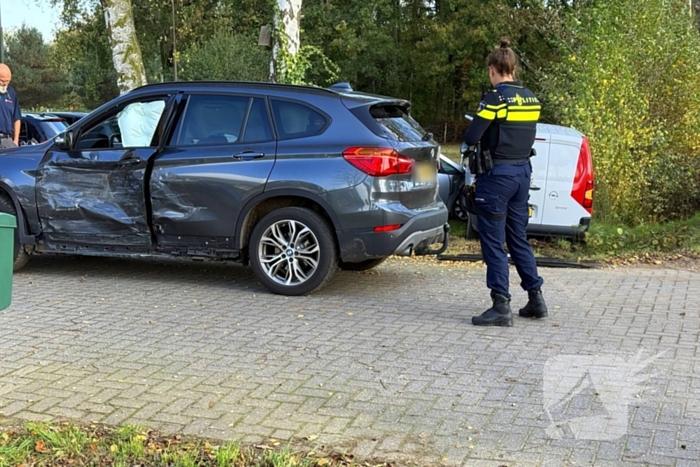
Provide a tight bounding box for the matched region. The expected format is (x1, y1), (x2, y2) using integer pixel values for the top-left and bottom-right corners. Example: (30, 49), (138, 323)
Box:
(571, 136), (594, 214)
(342, 147), (413, 177)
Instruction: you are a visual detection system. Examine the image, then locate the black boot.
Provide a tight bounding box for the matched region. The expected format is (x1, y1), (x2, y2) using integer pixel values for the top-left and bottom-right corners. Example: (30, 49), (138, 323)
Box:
(518, 289), (548, 319)
(472, 292), (513, 327)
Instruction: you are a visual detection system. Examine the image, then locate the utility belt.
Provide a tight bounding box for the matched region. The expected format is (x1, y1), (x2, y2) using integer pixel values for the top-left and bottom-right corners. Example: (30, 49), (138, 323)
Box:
(0, 133), (13, 139)
(460, 146), (536, 217)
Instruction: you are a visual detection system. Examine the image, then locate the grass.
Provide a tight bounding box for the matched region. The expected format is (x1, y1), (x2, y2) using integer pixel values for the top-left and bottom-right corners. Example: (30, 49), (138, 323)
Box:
(445, 211), (700, 263)
(440, 143), (461, 163)
(0, 422), (387, 467)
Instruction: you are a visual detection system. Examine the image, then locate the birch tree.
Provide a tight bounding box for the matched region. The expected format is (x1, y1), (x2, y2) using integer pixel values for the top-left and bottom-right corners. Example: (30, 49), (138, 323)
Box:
(102, 0), (147, 93)
(271, 0), (302, 82)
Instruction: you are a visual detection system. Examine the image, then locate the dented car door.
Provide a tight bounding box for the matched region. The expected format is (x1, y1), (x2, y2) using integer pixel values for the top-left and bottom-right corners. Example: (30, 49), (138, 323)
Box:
(35, 96), (173, 250)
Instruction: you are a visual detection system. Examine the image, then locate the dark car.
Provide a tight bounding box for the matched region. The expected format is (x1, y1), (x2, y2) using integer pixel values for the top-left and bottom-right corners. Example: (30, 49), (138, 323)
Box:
(18, 113), (67, 146)
(438, 154), (469, 221)
(46, 111), (88, 126)
(0, 81), (449, 295)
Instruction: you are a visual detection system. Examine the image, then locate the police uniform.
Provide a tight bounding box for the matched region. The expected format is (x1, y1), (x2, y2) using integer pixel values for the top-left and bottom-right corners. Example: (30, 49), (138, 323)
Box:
(0, 85), (21, 148)
(463, 81), (544, 307)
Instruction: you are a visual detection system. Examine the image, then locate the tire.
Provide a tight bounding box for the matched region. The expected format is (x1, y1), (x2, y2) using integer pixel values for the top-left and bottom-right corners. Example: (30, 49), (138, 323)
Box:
(249, 207), (338, 296)
(451, 195), (469, 222)
(339, 257), (387, 271)
(465, 213), (479, 240)
(0, 195), (31, 271)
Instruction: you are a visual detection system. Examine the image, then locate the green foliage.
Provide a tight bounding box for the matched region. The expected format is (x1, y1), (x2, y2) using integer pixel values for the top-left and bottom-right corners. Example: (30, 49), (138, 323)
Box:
(584, 215), (700, 257)
(51, 7), (120, 110)
(5, 26), (67, 109)
(540, 0), (700, 224)
(179, 30), (271, 81)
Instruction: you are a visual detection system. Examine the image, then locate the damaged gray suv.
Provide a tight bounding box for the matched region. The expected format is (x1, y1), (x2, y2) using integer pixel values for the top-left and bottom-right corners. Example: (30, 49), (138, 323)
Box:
(0, 81), (448, 295)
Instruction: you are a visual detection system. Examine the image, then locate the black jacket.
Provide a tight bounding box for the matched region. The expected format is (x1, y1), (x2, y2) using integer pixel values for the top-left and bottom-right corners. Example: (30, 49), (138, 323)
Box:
(463, 81), (540, 160)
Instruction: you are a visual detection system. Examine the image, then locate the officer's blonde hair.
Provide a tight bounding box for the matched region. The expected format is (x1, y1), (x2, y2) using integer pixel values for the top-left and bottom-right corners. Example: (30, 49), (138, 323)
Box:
(487, 37), (517, 77)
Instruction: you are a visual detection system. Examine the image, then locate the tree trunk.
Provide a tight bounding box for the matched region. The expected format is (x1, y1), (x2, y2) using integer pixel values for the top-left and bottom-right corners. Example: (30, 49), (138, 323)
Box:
(271, 0), (302, 82)
(102, 0), (147, 94)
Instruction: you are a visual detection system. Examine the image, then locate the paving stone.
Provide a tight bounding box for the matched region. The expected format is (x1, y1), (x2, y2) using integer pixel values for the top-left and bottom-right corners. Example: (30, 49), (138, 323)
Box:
(1, 256), (698, 466)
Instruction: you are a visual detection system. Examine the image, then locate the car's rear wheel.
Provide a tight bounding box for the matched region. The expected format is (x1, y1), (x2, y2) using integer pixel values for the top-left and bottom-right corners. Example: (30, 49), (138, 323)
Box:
(339, 257), (387, 271)
(249, 207), (338, 296)
(452, 195), (468, 221)
(0, 196), (31, 271)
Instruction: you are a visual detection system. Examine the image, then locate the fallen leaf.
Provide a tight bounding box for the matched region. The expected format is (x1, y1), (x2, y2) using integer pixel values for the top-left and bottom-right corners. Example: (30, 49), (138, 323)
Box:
(110, 444), (118, 453)
(208, 401), (215, 408)
(306, 435), (318, 441)
(89, 444), (98, 452)
(35, 440), (50, 453)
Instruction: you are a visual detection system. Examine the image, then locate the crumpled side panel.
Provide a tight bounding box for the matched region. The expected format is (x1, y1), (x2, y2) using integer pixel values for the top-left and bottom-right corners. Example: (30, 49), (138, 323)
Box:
(149, 167), (205, 225)
(37, 162), (151, 245)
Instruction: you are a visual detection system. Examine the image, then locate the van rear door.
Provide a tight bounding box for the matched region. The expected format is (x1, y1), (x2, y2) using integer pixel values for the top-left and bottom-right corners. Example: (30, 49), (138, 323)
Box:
(528, 130), (551, 226)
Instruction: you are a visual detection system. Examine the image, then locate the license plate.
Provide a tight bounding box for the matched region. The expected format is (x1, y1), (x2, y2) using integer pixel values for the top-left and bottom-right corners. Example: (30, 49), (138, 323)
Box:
(415, 163), (436, 184)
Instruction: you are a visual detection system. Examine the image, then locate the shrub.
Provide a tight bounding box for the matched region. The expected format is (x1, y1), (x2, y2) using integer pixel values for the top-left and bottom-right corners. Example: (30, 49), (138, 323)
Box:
(540, 0), (700, 224)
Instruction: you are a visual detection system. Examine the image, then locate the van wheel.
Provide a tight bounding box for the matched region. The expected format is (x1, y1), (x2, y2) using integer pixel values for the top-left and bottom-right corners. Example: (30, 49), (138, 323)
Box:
(249, 207), (338, 296)
(339, 257), (387, 271)
(0, 196), (31, 271)
(465, 213), (479, 240)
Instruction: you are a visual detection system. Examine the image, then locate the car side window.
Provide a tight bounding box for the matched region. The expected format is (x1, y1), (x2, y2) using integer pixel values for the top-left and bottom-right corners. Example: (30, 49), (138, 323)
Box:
(170, 94), (249, 146)
(76, 98), (167, 150)
(271, 99), (328, 140)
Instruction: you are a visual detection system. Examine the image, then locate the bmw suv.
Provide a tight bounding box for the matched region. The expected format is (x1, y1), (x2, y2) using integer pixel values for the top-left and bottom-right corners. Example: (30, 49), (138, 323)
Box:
(0, 81), (448, 295)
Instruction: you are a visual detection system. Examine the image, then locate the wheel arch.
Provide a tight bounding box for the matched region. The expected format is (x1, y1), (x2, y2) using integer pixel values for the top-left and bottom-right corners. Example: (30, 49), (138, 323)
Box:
(0, 182), (35, 245)
(236, 189), (341, 254)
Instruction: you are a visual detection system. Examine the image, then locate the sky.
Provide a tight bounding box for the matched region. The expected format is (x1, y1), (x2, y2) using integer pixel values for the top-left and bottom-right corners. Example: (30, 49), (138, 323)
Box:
(4, 0), (62, 42)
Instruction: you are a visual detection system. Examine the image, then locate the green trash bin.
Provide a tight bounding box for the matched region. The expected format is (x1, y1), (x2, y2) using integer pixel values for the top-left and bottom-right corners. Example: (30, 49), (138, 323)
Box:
(0, 212), (16, 311)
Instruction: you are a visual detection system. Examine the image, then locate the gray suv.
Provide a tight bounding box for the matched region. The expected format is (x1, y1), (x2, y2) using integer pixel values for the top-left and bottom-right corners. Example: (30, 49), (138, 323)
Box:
(0, 81), (448, 295)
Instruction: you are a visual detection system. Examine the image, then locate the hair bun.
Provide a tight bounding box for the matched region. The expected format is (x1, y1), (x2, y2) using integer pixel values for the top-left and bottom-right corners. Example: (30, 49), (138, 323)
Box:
(499, 37), (511, 49)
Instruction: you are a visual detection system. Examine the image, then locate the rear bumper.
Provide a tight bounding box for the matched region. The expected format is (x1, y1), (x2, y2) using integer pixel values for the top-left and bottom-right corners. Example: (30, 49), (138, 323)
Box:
(337, 207), (449, 262)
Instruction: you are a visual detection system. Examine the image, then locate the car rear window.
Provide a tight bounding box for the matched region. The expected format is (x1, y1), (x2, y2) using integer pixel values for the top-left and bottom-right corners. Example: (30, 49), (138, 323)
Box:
(370, 105), (426, 142)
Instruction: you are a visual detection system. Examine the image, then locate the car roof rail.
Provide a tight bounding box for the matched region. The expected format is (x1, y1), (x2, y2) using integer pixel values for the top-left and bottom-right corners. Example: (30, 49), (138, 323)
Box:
(132, 80), (340, 97)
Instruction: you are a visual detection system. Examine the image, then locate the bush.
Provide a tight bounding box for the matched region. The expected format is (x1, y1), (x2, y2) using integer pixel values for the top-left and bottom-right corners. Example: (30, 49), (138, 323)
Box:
(541, 0), (700, 224)
(179, 31), (271, 82)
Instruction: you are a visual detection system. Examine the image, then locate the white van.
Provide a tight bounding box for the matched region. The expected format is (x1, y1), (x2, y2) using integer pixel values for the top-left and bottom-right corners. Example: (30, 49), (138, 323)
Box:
(438, 122), (594, 240)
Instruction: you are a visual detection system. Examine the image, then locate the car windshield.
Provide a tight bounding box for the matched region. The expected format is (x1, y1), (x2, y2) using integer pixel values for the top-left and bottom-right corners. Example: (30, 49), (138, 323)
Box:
(40, 120), (67, 138)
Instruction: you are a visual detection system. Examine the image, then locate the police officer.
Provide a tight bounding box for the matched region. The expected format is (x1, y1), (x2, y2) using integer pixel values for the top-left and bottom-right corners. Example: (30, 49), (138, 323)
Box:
(463, 38), (547, 327)
(0, 63), (21, 148)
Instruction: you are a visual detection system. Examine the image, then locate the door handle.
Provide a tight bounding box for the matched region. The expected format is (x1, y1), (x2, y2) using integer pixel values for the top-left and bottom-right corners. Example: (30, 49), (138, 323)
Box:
(529, 185), (541, 191)
(233, 151), (265, 161)
(117, 156), (143, 167)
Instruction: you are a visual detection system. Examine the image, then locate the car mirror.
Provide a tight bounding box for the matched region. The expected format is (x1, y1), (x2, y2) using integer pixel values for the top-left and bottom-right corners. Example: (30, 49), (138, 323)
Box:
(54, 131), (73, 150)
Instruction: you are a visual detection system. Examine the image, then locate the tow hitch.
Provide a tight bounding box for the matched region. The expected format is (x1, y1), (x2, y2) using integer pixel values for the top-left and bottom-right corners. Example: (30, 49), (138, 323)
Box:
(415, 223), (450, 256)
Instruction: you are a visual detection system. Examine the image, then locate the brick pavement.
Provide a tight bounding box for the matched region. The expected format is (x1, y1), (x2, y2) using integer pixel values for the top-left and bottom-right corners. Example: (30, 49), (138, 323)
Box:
(0, 255), (698, 466)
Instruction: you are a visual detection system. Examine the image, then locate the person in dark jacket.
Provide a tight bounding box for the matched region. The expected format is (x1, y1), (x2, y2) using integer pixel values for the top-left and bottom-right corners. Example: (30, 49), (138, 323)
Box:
(0, 63), (20, 148)
(463, 38), (548, 327)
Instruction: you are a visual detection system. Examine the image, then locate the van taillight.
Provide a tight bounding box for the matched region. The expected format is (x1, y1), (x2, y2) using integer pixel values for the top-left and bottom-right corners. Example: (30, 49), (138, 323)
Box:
(342, 147), (413, 176)
(571, 136), (594, 214)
